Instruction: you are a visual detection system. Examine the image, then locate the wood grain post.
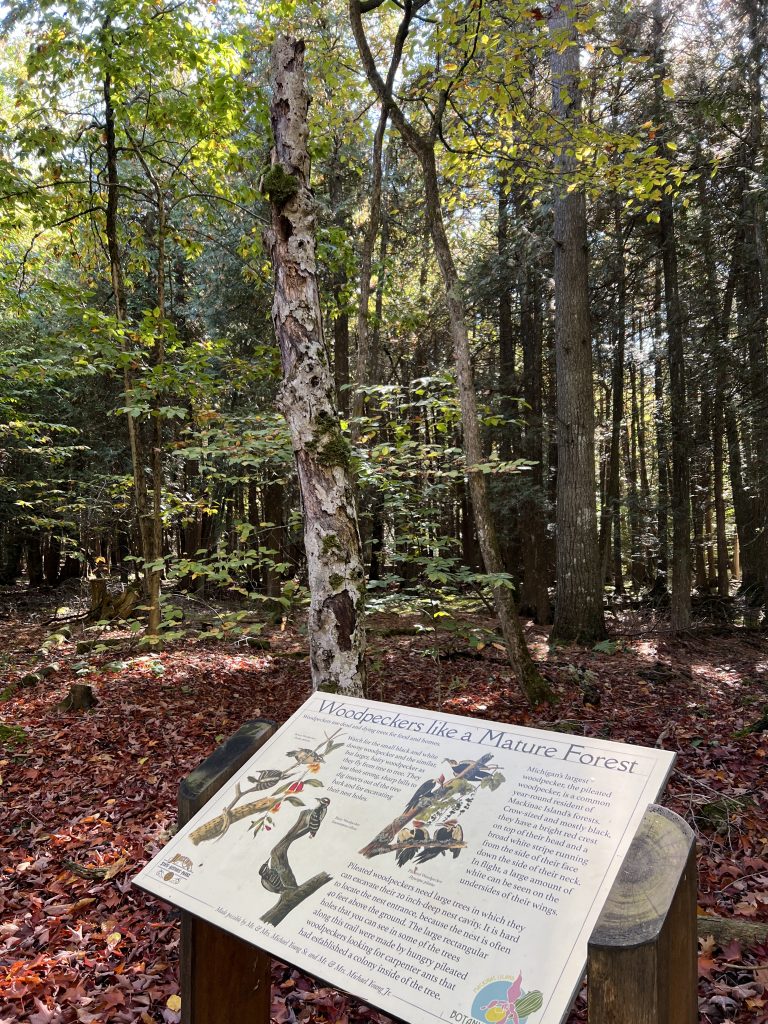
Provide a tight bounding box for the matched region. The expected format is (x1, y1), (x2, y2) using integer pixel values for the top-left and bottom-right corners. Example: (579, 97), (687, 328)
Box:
(588, 804), (697, 1024)
(178, 718), (277, 1024)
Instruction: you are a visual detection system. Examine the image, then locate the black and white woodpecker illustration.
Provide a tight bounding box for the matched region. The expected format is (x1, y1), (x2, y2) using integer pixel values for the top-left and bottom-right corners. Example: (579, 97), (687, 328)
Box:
(405, 773), (446, 811)
(443, 752), (495, 781)
(259, 858), (297, 893)
(415, 819), (463, 864)
(395, 820), (430, 868)
(258, 797), (331, 894)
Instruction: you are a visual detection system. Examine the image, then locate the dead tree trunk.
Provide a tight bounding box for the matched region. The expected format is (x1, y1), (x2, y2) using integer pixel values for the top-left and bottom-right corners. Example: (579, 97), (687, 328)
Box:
(265, 37), (366, 697)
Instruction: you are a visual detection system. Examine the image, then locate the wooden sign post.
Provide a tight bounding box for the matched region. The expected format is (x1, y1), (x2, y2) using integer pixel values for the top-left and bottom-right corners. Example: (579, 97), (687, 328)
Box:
(587, 804), (697, 1024)
(177, 719), (276, 1024)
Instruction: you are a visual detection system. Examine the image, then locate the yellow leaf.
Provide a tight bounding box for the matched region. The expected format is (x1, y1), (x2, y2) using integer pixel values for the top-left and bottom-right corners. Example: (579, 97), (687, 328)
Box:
(138, 756), (148, 764)
(106, 931), (122, 948)
(167, 994), (182, 1012)
(104, 857), (127, 880)
(666, 140), (677, 150)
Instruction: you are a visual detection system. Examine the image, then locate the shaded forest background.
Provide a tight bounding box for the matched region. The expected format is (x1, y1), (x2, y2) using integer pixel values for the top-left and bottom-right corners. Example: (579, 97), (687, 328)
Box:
(1, 0), (766, 659)
(3, 2), (768, 1021)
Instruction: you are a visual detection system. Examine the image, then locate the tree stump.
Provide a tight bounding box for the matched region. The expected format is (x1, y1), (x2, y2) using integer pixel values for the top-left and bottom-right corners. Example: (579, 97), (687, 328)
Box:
(87, 578), (141, 622)
(58, 683), (97, 711)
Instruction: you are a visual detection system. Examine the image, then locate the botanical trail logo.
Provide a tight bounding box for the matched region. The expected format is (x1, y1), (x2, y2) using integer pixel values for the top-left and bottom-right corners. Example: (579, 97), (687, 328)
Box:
(470, 974), (544, 1024)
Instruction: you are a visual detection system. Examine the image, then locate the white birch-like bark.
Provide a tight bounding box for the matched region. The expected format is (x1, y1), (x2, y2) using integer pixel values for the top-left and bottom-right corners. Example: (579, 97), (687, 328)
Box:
(266, 36), (366, 696)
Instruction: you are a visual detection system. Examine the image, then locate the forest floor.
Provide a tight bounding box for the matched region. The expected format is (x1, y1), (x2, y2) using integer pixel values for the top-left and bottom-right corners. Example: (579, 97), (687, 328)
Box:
(1, 587), (768, 1024)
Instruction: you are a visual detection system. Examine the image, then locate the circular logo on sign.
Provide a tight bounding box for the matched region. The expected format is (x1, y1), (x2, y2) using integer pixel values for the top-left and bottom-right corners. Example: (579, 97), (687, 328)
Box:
(471, 976), (544, 1024)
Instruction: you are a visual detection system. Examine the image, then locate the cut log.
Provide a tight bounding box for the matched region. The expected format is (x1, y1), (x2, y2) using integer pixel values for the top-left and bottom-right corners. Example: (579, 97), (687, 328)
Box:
(57, 683), (98, 711)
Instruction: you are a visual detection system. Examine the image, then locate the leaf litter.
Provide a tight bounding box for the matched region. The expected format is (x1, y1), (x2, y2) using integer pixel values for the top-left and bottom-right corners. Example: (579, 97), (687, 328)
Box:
(1, 609), (767, 1023)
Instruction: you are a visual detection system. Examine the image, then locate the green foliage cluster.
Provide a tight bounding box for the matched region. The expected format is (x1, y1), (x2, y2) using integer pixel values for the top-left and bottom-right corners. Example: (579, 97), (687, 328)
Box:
(0, 0), (758, 642)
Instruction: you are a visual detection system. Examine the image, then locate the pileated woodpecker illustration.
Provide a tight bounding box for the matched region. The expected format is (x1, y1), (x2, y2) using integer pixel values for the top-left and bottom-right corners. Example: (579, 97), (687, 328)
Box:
(405, 774), (445, 811)
(395, 820), (430, 867)
(415, 819), (463, 864)
(444, 752), (495, 781)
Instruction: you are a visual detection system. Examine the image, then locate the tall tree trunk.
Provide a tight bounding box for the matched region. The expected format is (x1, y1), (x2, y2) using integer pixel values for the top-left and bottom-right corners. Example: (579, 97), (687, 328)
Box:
(353, 107), (388, 425)
(498, 186), (517, 461)
(103, 58), (159, 632)
(745, 0), (768, 606)
(651, 261), (670, 594)
(697, 165), (731, 598)
(519, 266), (551, 624)
(600, 208), (626, 593)
(349, 1), (555, 705)
(628, 361), (647, 589)
(419, 144), (552, 701)
(329, 140), (351, 416)
(266, 37), (366, 697)
(653, 0), (691, 629)
(549, 9), (606, 642)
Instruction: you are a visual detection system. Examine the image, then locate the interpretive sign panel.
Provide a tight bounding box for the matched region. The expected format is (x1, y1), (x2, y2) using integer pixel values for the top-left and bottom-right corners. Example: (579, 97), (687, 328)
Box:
(135, 695), (675, 1024)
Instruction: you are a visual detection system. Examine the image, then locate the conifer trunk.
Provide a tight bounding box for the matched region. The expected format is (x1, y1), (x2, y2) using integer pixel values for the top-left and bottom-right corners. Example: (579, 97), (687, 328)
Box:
(653, 0), (691, 630)
(266, 37), (366, 697)
(549, 9), (606, 642)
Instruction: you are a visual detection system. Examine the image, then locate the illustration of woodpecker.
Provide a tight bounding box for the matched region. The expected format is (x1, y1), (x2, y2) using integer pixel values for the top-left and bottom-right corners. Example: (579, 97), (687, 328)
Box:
(260, 797), (331, 897)
(259, 857), (297, 893)
(444, 752), (495, 781)
(246, 768), (284, 790)
(405, 773), (445, 811)
(279, 796), (330, 843)
(395, 820), (430, 867)
(286, 748), (325, 765)
(416, 819), (463, 864)
(306, 796), (330, 835)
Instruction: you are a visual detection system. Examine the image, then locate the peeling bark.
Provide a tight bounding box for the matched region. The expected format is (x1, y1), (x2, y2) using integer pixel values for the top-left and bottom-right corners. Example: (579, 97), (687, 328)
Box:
(266, 37), (366, 697)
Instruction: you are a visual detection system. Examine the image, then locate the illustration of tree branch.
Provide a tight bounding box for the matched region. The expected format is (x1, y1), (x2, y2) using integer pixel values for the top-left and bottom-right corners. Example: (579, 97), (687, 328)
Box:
(188, 728), (346, 844)
(261, 872), (332, 926)
(189, 795), (279, 844)
(360, 755), (501, 857)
